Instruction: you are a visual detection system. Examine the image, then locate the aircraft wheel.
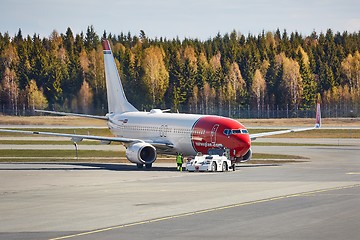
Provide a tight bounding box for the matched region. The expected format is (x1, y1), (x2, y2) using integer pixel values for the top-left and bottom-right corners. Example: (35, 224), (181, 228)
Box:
(137, 164), (144, 169)
(145, 163), (152, 169)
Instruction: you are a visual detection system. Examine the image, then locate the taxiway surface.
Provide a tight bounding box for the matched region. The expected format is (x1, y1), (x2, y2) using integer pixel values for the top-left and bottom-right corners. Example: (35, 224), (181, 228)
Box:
(0, 140), (359, 240)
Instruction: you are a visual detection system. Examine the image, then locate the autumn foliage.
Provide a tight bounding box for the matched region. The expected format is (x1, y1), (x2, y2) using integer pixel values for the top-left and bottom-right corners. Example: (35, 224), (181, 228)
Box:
(1, 27), (360, 116)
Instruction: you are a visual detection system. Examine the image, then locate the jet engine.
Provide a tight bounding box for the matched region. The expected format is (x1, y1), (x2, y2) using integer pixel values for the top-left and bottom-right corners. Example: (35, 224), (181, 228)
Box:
(240, 148), (252, 162)
(126, 142), (157, 165)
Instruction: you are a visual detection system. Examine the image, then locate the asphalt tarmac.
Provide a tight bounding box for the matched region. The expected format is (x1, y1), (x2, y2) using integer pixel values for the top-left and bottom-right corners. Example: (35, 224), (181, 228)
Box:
(0, 139), (359, 240)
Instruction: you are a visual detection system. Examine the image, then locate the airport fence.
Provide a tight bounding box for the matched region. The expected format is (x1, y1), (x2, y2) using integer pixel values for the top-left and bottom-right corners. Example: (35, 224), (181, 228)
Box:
(189, 103), (360, 119)
(0, 103), (359, 118)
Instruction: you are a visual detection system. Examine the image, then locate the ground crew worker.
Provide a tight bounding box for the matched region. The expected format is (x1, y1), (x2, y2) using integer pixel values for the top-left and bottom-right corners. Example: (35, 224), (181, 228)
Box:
(176, 153), (183, 171)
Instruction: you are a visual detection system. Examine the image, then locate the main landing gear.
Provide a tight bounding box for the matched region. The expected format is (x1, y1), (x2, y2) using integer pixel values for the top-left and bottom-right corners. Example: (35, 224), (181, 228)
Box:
(136, 163), (153, 169)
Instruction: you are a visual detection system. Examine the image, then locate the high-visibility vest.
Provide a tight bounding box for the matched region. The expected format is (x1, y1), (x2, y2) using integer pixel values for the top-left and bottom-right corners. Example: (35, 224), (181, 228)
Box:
(176, 155), (183, 164)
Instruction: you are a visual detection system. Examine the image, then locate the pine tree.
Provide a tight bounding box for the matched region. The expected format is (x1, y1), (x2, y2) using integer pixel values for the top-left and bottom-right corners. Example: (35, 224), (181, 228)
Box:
(296, 46), (316, 108)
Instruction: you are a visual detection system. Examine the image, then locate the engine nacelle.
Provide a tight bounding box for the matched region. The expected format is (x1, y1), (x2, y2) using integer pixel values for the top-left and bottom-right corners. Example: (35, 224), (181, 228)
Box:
(240, 148), (252, 162)
(126, 142), (157, 165)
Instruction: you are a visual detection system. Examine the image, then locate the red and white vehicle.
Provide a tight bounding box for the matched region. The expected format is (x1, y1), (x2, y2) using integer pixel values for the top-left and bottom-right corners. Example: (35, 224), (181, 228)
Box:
(0, 40), (321, 169)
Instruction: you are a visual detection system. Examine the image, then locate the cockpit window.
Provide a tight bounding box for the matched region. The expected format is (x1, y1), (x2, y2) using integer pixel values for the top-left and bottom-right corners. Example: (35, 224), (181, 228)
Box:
(223, 129), (231, 135)
(224, 128), (248, 135)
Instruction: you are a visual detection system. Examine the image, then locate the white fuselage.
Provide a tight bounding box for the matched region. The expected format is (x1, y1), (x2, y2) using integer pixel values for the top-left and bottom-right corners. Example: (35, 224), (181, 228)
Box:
(107, 110), (202, 155)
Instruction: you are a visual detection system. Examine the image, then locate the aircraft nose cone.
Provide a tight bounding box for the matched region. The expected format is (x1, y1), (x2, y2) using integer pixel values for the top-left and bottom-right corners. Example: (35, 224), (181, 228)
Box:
(242, 134), (251, 149)
(235, 133), (251, 156)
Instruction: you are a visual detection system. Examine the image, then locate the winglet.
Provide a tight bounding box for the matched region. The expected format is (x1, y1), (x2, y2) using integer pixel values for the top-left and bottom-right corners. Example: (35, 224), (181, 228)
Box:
(315, 103), (321, 129)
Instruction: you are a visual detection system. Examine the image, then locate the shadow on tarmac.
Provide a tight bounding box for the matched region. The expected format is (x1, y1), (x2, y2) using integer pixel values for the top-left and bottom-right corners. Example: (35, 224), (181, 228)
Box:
(0, 162), (281, 172)
(0, 162), (179, 172)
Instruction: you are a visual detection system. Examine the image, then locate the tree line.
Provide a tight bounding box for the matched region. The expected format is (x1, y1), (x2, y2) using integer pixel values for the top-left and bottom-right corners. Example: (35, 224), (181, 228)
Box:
(1, 26), (360, 116)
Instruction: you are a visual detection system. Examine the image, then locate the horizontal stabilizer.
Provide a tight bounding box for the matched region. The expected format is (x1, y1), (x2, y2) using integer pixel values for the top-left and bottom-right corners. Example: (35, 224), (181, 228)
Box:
(35, 110), (108, 120)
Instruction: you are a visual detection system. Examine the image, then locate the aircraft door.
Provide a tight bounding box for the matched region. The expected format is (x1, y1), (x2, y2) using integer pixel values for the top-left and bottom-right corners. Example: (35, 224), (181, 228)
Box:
(210, 124), (219, 144)
(160, 125), (168, 137)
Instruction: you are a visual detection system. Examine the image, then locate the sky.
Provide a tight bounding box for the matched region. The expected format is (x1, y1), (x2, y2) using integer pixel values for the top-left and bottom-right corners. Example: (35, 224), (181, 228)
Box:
(1, 0), (359, 40)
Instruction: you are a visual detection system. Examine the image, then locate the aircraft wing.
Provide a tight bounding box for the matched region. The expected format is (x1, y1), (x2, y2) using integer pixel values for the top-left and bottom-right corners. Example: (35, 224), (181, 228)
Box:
(249, 103), (321, 141)
(12, 110), (174, 148)
(249, 126), (316, 141)
(0, 129), (174, 149)
(0, 129), (140, 143)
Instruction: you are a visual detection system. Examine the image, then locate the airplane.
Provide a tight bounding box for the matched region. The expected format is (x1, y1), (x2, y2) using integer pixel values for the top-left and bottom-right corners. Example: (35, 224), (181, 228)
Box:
(0, 39), (321, 169)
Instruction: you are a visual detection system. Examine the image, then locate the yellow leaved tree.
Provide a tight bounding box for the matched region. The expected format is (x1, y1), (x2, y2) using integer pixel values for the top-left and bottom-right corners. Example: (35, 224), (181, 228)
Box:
(141, 46), (169, 105)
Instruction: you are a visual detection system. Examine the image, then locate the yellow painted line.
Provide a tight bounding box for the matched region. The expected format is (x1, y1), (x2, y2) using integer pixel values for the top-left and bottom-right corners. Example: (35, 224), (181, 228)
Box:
(347, 172), (360, 175)
(49, 184), (360, 240)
